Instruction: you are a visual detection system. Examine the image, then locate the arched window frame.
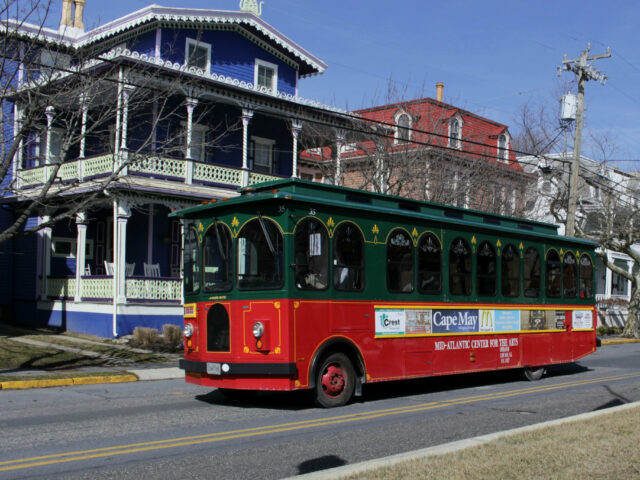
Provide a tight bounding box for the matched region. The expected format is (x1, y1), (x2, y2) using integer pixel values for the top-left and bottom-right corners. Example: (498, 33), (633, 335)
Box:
(477, 240), (497, 296)
(202, 222), (233, 293)
(524, 246), (541, 298)
(333, 222), (365, 292)
(579, 254), (594, 299)
(448, 114), (463, 150)
(546, 249), (562, 298)
(417, 232), (442, 294)
(184, 225), (200, 295)
(563, 252), (578, 298)
(386, 228), (414, 293)
(497, 132), (510, 162)
(449, 237), (472, 296)
(293, 218), (329, 291)
(501, 243), (520, 298)
(394, 111), (412, 144)
(236, 217), (284, 290)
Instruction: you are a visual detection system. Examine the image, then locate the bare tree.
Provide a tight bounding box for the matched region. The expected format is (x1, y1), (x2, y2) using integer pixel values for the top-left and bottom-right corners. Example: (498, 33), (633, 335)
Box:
(0, 0), (239, 244)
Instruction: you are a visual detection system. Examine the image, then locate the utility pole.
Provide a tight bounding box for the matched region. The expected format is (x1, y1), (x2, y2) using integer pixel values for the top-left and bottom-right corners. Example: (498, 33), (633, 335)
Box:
(558, 43), (610, 237)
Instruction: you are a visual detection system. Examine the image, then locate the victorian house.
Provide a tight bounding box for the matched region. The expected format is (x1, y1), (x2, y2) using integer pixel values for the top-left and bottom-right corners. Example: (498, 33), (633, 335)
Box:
(1, 1), (347, 336)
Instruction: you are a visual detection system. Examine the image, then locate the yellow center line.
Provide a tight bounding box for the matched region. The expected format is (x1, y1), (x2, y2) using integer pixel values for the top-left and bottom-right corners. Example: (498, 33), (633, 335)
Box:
(2, 371), (639, 472)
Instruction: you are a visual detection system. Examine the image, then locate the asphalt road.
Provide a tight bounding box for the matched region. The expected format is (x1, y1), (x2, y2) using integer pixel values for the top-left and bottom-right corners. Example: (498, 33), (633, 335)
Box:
(1, 342), (639, 479)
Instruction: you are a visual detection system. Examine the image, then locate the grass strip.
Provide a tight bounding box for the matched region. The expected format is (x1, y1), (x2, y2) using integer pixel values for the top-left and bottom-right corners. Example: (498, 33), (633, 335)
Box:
(343, 405), (640, 480)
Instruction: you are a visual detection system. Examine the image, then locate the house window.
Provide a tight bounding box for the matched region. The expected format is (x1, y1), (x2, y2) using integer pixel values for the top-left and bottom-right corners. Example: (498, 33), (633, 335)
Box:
(250, 136), (275, 173)
(22, 131), (43, 168)
(448, 118), (462, 149)
(396, 113), (411, 144)
(52, 237), (94, 259)
(254, 59), (278, 92)
(185, 38), (211, 72)
(498, 134), (509, 161)
(188, 123), (209, 162)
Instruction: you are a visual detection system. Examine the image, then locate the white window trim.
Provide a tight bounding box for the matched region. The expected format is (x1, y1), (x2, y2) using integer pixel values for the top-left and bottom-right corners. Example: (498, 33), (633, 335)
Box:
(251, 136), (276, 173)
(254, 58), (278, 94)
(52, 237), (94, 259)
(394, 111), (412, 145)
(185, 37), (212, 72)
(447, 115), (463, 150)
(497, 133), (510, 162)
(181, 121), (208, 162)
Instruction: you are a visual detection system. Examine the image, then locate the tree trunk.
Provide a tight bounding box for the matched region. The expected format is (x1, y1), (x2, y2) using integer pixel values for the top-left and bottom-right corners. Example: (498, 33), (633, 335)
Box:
(622, 282), (640, 338)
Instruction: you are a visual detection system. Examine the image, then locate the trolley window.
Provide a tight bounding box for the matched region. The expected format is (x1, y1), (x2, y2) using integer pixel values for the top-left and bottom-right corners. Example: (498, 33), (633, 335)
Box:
(237, 217), (284, 290)
(387, 229), (414, 293)
(579, 255), (594, 299)
(449, 237), (471, 296)
(294, 218), (329, 290)
(477, 241), (497, 296)
(546, 250), (562, 298)
(563, 252), (578, 298)
(524, 247), (541, 297)
(203, 222), (233, 292)
(418, 233), (441, 294)
(184, 226), (200, 294)
(501, 243), (520, 297)
(333, 222), (364, 291)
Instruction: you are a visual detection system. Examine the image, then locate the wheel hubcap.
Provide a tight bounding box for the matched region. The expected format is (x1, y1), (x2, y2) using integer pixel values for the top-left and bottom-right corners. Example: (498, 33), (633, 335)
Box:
(322, 365), (345, 397)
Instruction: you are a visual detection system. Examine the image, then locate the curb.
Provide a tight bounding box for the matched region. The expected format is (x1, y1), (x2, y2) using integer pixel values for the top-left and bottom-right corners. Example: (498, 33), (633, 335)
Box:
(285, 401), (640, 480)
(0, 374), (138, 390)
(0, 368), (184, 390)
(601, 338), (640, 345)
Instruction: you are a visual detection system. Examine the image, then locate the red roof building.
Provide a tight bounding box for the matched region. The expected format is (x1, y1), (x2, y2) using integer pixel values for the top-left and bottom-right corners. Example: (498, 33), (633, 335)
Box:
(300, 87), (532, 216)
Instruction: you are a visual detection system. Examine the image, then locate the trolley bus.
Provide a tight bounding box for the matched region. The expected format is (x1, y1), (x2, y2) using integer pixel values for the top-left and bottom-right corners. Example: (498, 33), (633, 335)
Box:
(173, 179), (598, 407)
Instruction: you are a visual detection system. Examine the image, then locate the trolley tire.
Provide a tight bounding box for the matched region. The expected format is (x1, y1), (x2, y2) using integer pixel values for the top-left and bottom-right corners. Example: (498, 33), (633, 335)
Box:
(315, 352), (356, 408)
(523, 366), (545, 381)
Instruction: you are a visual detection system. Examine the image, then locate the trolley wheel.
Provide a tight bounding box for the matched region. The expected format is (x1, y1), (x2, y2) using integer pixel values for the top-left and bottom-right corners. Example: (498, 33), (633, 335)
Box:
(315, 352), (356, 408)
(523, 366), (546, 381)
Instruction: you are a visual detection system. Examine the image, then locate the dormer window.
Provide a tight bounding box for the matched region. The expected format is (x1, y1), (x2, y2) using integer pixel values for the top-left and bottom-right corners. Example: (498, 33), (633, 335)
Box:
(448, 117), (462, 149)
(498, 134), (509, 161)
(185, 38), (211, 72)
(255, 59), (278, 93)
(395, 113), (411, 144)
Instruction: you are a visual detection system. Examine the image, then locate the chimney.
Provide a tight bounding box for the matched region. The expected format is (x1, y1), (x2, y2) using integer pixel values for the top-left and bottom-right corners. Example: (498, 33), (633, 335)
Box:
(60, 0), (73, 28)
(436, 82), (444, 102)
(73, 0), (86, 30)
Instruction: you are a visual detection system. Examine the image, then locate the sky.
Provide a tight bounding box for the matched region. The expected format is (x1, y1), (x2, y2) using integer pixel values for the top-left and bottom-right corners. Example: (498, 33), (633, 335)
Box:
(39, 0), (640, 169)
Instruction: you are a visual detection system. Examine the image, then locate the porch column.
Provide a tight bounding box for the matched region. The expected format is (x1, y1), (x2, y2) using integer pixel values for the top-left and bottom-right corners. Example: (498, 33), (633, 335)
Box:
(12, 104), (23, 187)
(44, 106), (55, 181)
(626, 260), (633, 301)
(74, 211), (88, 302)
(291, 119), (303, 178)
(119, 84), (135, 174)
(184, 97), (198, 185)
(241, 108), (254, 187)
(78, 95), (89, 180)
(334, 129), (345, 186)
(115, 199), (131, 304)
(39, 216), (52, 301)
(605, 250), (613, 298)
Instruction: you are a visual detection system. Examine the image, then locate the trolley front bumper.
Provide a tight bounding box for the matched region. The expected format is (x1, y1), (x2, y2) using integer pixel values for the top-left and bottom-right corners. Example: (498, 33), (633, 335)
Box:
(179, 359), (297, 376)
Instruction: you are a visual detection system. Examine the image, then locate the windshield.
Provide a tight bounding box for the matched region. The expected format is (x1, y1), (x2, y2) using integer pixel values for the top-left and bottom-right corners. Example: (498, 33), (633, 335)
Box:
(203, 222), (233, 292)
(237, 217), (284, 290)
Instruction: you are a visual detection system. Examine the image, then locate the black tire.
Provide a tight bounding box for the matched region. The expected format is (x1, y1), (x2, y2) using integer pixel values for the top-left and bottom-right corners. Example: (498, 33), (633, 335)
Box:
(315, 352), (356, 408)
(523, 366), (545, 381)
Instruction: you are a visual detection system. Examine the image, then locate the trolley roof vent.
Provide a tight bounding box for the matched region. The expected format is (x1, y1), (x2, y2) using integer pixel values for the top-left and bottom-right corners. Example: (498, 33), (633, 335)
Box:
(345, 192), (371, 204)
(443, 209), (463, 219)
(398, 201), (420, 212)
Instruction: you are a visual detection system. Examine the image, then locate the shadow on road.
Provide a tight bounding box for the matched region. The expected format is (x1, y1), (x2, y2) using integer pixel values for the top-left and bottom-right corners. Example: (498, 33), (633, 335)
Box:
(297, 455), (347, 474)
(193, 363), (593, 410)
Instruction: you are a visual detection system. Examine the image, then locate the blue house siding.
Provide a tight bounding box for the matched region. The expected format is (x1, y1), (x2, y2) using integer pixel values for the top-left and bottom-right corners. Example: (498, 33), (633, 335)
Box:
(160, 29), (297, 95)
(250, 113), (293, 177)
(13, 217), (38, 300)
(129, 29), (157, 57)
(0, 207), (14, 317)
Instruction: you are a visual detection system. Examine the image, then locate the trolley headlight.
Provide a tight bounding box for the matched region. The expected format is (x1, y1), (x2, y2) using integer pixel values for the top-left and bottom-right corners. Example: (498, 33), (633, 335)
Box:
(183, 322), (194, 339)
(252, 321), (264, 339)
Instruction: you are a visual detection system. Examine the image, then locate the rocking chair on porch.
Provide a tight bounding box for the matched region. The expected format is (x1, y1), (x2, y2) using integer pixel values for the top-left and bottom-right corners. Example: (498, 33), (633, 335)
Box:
(144, 263), (161, 277)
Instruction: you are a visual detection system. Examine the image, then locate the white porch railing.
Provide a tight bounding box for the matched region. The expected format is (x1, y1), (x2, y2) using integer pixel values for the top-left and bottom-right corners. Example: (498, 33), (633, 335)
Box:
(46, 276), (181, 302)
(18, 153), (280, 189)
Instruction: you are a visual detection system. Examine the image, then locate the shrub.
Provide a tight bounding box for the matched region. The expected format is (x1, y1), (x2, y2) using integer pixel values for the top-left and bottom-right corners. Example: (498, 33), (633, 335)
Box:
(162, 324), (182, 347)
(132, 327), (160, 347)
